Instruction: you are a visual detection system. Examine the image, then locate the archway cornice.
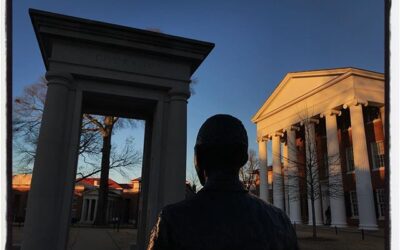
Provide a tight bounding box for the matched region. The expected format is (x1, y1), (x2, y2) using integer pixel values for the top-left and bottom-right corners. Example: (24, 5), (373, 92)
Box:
(29, 8), (215, 75)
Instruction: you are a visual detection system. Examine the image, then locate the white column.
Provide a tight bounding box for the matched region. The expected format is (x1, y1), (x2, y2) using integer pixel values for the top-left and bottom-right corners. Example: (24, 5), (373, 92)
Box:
(272, 134), (284, 210)
(258, 139), (269, 203)
(282, 141), (289, 216)
(163, 88), (190, 205)
(22, 72), (82, 250)
(94, 199), (98, 223)
(80, 198), (87, 223)
(85, 199), (90, 222)
(287, 128), (302, 224)
(304, 121), (323, 225)
(348, 103), (378, 230)
(320, 182), (330, 224)
(324, 111), (347, 227)
(87, 199), (93, 223)
(380, 106), (385, 136)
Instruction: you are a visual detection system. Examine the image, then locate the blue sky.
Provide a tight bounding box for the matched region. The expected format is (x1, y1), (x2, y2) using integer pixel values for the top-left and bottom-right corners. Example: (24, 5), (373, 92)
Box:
(13, 0), (384, 183)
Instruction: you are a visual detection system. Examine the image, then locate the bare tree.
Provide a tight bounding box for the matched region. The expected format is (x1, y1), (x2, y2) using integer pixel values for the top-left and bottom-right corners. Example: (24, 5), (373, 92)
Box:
(239, 149), (259, 194)
(13, 78), (100, 169)
(81, 114), (138, 225)
(275, 110), (343, 239)
(187, 168), (201, 193)
(13, 78), (141, 226)
(76, 137), (142, 182)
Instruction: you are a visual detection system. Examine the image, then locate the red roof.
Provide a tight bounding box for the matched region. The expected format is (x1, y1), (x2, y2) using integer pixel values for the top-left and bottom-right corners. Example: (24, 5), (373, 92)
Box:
(77, 178), (123, 189)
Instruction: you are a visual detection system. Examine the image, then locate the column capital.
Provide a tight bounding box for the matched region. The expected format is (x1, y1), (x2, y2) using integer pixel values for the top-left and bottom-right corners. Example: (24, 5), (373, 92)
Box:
(320, 109), (342, 118)
(283, 126), (299, 133)
(45, 71), (75, 90)
(300, 118), (319, 126)
(274, 131), (284, 137)
(257, 135), (270, 142)
(343, 98), (368, 109)
(168, 87), (191, 102)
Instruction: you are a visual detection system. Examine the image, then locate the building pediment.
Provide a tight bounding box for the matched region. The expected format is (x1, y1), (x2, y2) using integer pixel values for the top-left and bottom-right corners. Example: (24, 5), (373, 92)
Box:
(252, 68), (384, 124)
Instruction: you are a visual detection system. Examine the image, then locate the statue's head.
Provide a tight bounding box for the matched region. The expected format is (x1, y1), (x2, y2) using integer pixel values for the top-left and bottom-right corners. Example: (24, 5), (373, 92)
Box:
(194, 114), (248, 185)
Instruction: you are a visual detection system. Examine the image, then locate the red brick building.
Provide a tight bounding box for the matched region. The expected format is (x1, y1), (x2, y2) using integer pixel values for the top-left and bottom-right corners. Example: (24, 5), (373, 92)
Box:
(12, 175), (196, 226)
(12, 174), (141, 226)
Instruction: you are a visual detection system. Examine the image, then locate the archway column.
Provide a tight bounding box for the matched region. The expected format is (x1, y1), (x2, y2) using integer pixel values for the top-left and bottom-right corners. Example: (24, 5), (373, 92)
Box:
(162, 88), (190, 205)
(22, 71), (83, 250)
(272, 133), (284, 210)
(258, 138), (269, 203)
(345, 101), (378, 230)
(323, 110), (347, 227)
(286, 127), (302, 224)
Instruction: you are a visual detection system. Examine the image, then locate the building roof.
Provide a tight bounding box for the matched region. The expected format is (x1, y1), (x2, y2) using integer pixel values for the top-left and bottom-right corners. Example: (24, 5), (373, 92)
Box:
(251, 67), (384, 139)
(77, 178), (124, 190)
(252, 67), (384, 124)
(12, 174), (32, 186)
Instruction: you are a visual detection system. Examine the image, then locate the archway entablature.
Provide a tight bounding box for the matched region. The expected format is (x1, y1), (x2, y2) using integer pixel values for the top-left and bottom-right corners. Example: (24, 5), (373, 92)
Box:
(30, 9), (214, 75)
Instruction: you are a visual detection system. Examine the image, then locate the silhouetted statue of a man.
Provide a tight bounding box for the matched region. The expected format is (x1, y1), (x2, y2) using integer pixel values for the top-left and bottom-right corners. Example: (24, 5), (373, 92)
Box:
(148, 114), (299, 250)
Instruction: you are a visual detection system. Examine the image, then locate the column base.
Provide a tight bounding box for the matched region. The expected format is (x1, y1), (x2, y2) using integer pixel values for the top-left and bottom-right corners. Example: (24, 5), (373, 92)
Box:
(330, 223), (347, 228)
(308, 221), (324, 226)
(359, 224), (379, 231)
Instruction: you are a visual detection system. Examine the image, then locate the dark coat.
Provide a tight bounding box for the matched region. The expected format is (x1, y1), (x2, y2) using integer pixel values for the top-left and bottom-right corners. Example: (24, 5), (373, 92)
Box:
(147, 177), (299, 250)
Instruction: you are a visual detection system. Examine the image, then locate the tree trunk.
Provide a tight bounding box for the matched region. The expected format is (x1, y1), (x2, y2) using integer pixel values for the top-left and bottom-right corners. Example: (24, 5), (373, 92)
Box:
(311, 188), (317, 239)
(94, 117), (113, 225)
(308, 164), (317, 239)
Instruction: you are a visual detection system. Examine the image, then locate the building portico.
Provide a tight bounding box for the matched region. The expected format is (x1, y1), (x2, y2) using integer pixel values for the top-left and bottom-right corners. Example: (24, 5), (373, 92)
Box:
(252, 68), (385, 230)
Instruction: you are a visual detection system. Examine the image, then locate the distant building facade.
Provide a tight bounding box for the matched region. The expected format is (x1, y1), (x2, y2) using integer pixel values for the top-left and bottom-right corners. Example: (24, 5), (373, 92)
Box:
(252, 68), (385, 230)
(12, 174), (141, 226)
(12, 174), (196, 226)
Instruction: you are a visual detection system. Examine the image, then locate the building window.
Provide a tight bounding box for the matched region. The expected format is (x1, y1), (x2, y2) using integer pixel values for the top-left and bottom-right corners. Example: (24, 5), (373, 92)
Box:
(349, 191), (359, 217)
(370, 141), (385, 169)
(376, 189), (385, 218)
(345, 147), (354, 172)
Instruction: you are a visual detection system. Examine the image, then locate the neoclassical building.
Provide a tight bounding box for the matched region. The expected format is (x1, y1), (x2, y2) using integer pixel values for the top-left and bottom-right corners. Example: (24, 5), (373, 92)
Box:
(252, 67), (385, 230)
(12, 174), (141, 226)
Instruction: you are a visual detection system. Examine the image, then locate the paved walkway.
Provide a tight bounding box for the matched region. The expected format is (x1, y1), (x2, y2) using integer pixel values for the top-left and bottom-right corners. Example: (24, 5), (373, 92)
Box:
(67, 227), (137, 250)
(296, 225), (385, 250)
(13, 226), (137, 250)
(13, 224), (385, 250)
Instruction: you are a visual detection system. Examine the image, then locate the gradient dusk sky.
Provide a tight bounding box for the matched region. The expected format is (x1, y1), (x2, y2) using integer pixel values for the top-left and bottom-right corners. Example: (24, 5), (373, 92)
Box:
(12, 0), (384, 183)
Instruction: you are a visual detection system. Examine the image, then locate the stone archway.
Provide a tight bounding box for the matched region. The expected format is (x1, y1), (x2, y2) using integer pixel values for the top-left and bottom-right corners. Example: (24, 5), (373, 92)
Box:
(21, 9), (214, 250)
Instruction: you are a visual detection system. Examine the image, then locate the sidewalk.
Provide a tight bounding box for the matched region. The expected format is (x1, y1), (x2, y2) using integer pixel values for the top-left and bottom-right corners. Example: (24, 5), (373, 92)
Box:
(13, 226), (137, 250)
(69, 227), (137, 250)
(13, 224), (385, 250)
(295, 225), (385, 250)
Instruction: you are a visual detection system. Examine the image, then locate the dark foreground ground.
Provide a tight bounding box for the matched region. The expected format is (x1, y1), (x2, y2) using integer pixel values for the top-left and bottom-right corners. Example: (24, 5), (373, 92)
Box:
(12, 224), (385, 250)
